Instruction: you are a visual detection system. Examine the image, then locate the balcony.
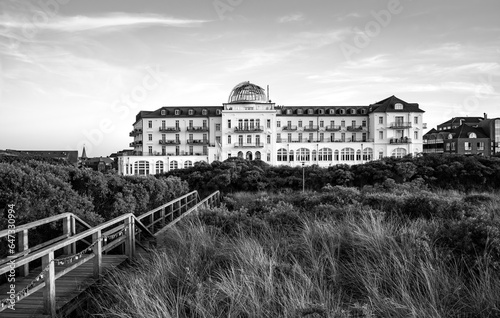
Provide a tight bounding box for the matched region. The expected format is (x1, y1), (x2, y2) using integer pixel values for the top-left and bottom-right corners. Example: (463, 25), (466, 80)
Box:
(187, 126), (209, 132)
(159, 139), (180, 145)
(389, 122), (412, 129)
(303, 125), (318, 132)
(129, 141), (143, 147)
(234, 126), (264, 133)
(159, 127), (180, 132)
(347, 125), (365, 131)
(129, 129), (142, 137)
(282, 125), (297, 131)
(187, 139), (209, 145)
(389, 137), (412, 144)
(234, 143), (264, 148)
(325, 125), (341, 131)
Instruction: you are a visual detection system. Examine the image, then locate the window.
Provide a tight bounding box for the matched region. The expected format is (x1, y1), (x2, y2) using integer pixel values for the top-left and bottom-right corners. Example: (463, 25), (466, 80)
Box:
(289, 150), (294, 161)
(255, 151), (261, 160)
(256, 135), (260, 145)
(228, 135), (231, 144)
(312, 150), (317, 161)
(277, 121), (281, 128)
(451, 142), (456, 151)
(148, 134), (152, 141)
(394, 103), (403, 110)
(319, 109), (324, 115)
(319, 133), (324, 142)
(267, 135), (271, 143)
(169, 160), (178, 170)
(247, 135), (251, 143)
(161, 110), (166, 116)
(308, 109), (313, 114)
(391, 148), (407, 158)
(379, 131), (384, 140)
(309, 133), (314, 142)
(287, 109), (292, 115)
(351, 109), (356, 114)
(296, 148), (310, 161)
(362, 120), (366, 127)
(379, 117), (383, 124)
(351, 120), (356, 127)
(267, 119), (271, 128)
(287, 120), (292, 128)
(297, 109), (303, 114)
(188, 109), (194, 115)
(267, 153), (270, 161)
(216, 109), (221, 115)
(318, 148), (332, 161)
(148, 120), (152, 128)
(277, 148), (287, 161)
(477, 142), (484, 150)
(203, 133), (207, 142)
(188, 134), (193, 142)
(202, 109), (207, 115)
(228, 120), (231, 128)
(320, 121), (324, 128)
(162, 146), (166, 155)
(216, 124), (221, 131)
(203, 120), (207, 128)
(175, 146), (180, 155)
(446, 143), (451, 151)
(341, 148), (355, 161)
(298, 133), (302, 142)
(277, 133), (281, 142)
(329, 109), (335, 115)
(414, 116), (418, 124)
(341, 133), (345, 141)
(175, 110), (180, 115)
(298, 121), (302, 128)
(469, 132), (477, 138)
(148, 146), (153, 154)
(175, 134), (180, 143)
(184, 161), (193, 168)
(363, 148), (373, 161)
(134, 161), (150, 176)
(330, 133), (335, 141)
(334, 150), (339, 161)
(161, 120), (166, 128)
(155, 161), (164, 174)
(379, 151), (384, 159)
(189, 120), (193, 128)
(216, 136), (221, 144)
(356, 150), (361, 161)
(464, 142), (472, 150)
(351, 133), (356, 142)
(341, 120), (345, 127)
(288, 133), (292, 142)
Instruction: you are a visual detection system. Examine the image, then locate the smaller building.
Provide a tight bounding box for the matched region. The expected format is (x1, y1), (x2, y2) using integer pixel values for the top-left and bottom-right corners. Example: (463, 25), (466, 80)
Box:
(424, 114), (500, 155)
(0, 149), (79, 165)
(81, 157), (115, 172)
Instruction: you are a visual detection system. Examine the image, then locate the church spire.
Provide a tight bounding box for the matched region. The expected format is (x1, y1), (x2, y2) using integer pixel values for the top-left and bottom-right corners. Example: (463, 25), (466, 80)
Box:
(81, 145), (87, 159)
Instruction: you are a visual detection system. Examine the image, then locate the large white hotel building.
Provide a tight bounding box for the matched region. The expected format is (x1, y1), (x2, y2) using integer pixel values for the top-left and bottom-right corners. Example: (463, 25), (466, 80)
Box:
(118, 82), (425, 176)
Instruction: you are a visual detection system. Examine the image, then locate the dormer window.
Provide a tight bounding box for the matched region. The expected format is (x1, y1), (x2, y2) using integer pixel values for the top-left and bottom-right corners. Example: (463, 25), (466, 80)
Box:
(395, 103), (403, 110)
(161, 110), (166, 116)
(174, 109), (180, 116)
(448, 134), (454, 139)
(351, 109), (356, 114)
(338, 109), (345, 115)
(468, 132), (477, 139)
(360, 109), (366, 114)
(202, 109), (208, 115)
(287, 109), (293, 115)
(319, 109), (324, 115)
(329, 109), (335, 115)
(188, 109), (194, 115)
(297, 109), (303, 115)
(308, 109), (314, 115)
(216, 109), (221, 115)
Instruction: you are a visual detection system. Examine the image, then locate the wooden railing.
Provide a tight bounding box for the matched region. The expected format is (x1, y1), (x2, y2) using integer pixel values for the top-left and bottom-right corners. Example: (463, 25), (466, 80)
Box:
(0, 190), (220, 316)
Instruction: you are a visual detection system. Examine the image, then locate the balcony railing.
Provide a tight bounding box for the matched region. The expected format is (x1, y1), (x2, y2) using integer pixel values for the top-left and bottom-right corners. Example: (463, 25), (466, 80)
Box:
(347, 125), (365, 131)
(389, 137), (412, 144)
(325, 125), (341, 131)
(234, 143), (264, 148)
(159, 140), (180, 145)
(129, 129), (142, 137)
(389, 122), (412, 129)
(276, 138), (374, 143)
(159, 127), (180, 132)
(129, 141), (143, 147)
(282, 125), (297, 131)
(187, 126), (209, 132)
(303, 125), (318, 131)
(187, 139), (209, 145)
(234, 126), (264, 133)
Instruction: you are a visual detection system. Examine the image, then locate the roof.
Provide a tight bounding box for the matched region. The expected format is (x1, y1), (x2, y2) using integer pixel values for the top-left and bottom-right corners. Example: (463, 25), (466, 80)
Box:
(438, 117), (483, 127)
(369, 95), (424, 113)
(2, 150), (79, 165)
(276, 106), (369, 116)
(448, 124), (489, 139)
(228, 81), (268, 104)
(135, 106), (223, 123)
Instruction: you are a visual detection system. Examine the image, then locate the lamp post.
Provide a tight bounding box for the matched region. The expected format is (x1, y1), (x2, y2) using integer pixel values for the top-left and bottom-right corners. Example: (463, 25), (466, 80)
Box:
(302, 161), (305, 193)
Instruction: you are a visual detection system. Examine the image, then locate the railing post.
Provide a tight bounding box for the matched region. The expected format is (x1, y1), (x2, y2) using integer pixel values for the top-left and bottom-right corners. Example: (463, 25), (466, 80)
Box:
(17, 229), (29, 276)
(169, 204), (174, 222)
(92, 230), (102, 279)
(124, 216), (135, 260)
(42, 251), (56, 317)
(63, 215), (74, 255)
(160, 207), (165, 227)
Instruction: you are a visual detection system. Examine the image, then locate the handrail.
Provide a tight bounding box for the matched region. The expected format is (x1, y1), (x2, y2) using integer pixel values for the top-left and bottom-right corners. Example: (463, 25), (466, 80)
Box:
(137, 191), (197, 222)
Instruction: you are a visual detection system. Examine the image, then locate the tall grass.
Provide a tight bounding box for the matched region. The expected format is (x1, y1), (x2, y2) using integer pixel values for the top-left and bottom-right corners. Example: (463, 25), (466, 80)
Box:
(89, 203), (500, 317)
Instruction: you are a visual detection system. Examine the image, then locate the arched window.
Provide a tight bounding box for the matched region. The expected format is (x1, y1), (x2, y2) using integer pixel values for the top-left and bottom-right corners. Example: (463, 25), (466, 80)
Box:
(169, 160), (178, 170)
(318, 148), (332, 161)
(334, 150), (339, 161)
(202, 109), (208, 115)
(318, 109), (324, 115)
(287, 109), (293, 115)
(308, 109), (314, 114)
(468, 132), (477, 138)
(312, 150), (317, 161)
(277, 148), (287, 161)
(351, 109), (356, 114)
(363, 148), (373, 161)
(155, 161), (164, 174)
(356, 149), (361, 161)
(255, 151), (261, 160)
(391, 148), (407, 158)
(246, 151), (253, 160)
(237, 151), (243, 158)
(296, 148), (310, 162)
(289, 150), (294, 162)
(341, 148), (355, 161)
(134, 161), (150, 176)
(184, 160), (193, 168)
(329, 109), (335, 114)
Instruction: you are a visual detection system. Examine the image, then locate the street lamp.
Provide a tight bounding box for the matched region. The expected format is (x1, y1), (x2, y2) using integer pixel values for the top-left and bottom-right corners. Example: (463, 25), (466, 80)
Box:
(302, 161), (305, 193)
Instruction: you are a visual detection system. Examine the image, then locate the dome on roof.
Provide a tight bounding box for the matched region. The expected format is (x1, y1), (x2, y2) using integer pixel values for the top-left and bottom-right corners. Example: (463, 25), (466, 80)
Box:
(228, 81), (267, 104)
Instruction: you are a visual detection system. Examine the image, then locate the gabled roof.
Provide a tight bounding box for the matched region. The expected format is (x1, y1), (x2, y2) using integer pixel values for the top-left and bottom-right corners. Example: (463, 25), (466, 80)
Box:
(369, 95), (424, 113)
(135, 106), (224, 123)
(448, 124), (489, 139)
(423, 128), (438, 136)
(438, 117), (483, 126)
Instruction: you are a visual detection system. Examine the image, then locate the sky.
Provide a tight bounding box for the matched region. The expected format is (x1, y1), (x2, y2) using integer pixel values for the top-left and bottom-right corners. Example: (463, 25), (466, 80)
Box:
(1, 0), (499, 156)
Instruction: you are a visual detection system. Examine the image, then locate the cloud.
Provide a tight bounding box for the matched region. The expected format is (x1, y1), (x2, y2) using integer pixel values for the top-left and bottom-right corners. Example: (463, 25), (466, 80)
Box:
(0, 12), (209, 34)
(278, 13), (304, 23)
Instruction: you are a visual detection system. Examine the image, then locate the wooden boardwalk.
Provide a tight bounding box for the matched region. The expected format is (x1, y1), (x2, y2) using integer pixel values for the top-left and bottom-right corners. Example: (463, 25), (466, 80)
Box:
(0, 191), (220, 318)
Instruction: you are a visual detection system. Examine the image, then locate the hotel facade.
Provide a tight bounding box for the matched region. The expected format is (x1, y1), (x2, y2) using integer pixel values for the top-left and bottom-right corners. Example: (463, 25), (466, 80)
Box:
(118, 82), (426, 176)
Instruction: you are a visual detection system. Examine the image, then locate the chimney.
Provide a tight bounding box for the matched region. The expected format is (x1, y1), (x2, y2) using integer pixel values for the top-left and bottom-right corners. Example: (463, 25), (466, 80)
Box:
(484, 113), (488, 119)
